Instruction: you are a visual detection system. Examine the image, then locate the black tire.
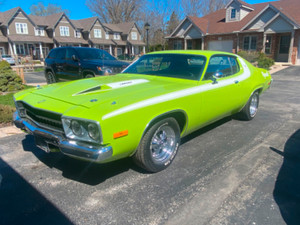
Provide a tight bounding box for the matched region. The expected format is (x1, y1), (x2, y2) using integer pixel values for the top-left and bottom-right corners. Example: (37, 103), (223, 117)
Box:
(84, 74), (94, 78)
(238, 91), (259, 121)
(133, 118), (181, 173)
(45, 71), (57, 84)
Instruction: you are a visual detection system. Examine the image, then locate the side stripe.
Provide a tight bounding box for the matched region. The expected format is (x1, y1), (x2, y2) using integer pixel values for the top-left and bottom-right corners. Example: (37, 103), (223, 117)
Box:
(102, 58), (251, 120)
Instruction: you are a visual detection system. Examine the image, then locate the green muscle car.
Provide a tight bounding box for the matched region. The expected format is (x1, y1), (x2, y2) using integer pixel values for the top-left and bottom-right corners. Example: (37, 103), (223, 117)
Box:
(13, 50), (272, 172)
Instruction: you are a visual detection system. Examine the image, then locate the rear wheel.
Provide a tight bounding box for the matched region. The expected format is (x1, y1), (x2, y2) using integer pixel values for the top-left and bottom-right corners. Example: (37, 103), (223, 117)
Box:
(45, 71), (56, 84)
(239, 91), (259, 121)
(133, 118), (180, 173)
(84, 74), (94, 78)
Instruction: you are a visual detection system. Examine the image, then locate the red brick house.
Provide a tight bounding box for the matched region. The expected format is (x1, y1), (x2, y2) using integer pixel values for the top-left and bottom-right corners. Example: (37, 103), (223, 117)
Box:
(166, 0), (300, 65)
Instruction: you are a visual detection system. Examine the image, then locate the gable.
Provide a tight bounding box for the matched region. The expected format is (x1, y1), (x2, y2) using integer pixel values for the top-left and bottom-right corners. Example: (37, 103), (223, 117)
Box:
(172, 19), (192, 38)
(264, 15), (294, 33)
(184, 26), (203, 39)
(245, 7), (277, 30)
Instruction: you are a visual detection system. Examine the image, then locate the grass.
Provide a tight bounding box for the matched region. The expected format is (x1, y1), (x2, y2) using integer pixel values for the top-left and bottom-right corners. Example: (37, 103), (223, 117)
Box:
(34, 67), (44, 72)
(0, 85), (34, 126)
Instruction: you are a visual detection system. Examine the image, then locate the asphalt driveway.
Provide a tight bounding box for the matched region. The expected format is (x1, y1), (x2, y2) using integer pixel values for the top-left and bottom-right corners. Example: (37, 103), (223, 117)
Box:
(1, 66), (300, 225)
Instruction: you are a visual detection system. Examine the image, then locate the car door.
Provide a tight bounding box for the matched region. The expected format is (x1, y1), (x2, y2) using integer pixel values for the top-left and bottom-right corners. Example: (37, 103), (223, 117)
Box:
(55, 48), (67, 79)
(198, 55), (245, 124)
(63, 48), (80, 80)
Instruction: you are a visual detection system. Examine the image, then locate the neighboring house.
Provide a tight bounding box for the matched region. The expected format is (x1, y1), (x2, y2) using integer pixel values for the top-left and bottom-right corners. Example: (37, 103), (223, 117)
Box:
(166, 0), (300, 65)
(0, 7), (145, 61)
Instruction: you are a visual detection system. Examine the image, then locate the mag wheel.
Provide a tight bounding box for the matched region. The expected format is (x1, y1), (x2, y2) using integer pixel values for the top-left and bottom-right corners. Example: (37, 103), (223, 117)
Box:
(46, 71), (56, 84)
(133, 118), (180, 173)
(239, 91), (259, 121)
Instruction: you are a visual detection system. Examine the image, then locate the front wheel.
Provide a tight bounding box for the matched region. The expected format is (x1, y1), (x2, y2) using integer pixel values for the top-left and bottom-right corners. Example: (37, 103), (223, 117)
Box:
(45, 71), (57, 84)
(133, 118), (181, 173)
(238, 91), (259, 121)
(84, 74), (94, 78)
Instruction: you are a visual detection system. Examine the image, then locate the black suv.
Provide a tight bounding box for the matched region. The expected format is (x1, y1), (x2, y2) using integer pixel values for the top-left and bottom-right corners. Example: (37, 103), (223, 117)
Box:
(44, 47), (130, 83)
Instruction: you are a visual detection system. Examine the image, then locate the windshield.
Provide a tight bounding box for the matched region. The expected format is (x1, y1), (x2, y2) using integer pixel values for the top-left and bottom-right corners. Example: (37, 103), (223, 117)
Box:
(76, 48), (116, 60)
(122, 54), (206, 80)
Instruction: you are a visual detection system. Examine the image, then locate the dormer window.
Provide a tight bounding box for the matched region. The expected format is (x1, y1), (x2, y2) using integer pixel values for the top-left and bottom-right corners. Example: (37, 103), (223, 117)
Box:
(231, 9), (236, 19)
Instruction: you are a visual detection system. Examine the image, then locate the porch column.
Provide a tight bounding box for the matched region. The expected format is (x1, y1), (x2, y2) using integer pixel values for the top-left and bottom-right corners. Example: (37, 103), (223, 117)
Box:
(109, 45), (112, 55)
(184, 39), (187, 50)
(262, 33), (267, 53)
(201, 37), (204, 50)
(13, 43), (17, 56)
(9, 42), (14, 56)
(288, 30), (295, 63)
(39, 42), (44, 60)
(79, 44), (81, 47)
(143, 46), (146, 54)
(236, 33), (240, 52)
(132, 46), (134, 55)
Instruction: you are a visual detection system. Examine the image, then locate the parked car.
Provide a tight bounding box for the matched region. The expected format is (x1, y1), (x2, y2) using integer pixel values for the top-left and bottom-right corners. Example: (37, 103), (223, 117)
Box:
(14, 50), (272, 172)
(44, 47), (129, 83)
(1, 54), (15, 65)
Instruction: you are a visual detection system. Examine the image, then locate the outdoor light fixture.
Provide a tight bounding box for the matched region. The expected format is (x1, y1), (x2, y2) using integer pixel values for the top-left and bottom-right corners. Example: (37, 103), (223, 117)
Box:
(144, 22), (150, 53)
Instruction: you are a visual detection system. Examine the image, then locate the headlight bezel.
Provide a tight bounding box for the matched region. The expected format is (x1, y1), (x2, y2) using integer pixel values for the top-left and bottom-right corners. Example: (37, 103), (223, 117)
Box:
(62, 116), (102, 144)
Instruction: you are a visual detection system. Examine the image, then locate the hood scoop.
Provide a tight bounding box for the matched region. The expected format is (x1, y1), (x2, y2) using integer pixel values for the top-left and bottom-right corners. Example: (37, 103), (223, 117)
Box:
(73, 79), (149, 96)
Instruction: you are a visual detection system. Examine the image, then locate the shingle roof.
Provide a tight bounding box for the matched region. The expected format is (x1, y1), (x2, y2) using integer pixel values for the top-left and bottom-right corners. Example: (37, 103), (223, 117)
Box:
(8, 34), (53, 43)
(71, 17), (98, 31)
(0, 7), (20, 26)
(174, 0), (300, 36)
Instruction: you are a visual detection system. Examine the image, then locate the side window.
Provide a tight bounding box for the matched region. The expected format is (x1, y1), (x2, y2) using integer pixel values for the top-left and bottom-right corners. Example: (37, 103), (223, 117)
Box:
(56, 48), (66, 60)
(66, 48), (77, 60)
(204, 55), (239, 80)
(47, 50), (57, 59)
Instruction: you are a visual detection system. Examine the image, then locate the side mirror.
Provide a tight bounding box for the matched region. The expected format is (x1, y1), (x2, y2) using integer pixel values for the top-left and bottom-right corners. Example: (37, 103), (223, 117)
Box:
(72, 55), (79, 62)
(210, 72), (223, 84)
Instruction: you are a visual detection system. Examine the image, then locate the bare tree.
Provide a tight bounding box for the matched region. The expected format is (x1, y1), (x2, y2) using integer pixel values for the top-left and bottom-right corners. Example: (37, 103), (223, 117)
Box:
(86, 0), (144, 23)
(181, 0), (228, 17)
(30, 2), (70, 16)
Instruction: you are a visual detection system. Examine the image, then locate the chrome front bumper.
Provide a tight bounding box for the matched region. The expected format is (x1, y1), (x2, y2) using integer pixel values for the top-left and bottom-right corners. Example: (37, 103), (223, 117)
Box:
(13, 111), (113, 162)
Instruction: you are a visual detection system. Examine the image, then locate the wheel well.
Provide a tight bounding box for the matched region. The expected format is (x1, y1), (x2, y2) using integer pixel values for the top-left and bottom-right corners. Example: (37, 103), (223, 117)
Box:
(146, 111), (187, 134)
(256, 88), (263, 95)
(82, 70), (95, 77)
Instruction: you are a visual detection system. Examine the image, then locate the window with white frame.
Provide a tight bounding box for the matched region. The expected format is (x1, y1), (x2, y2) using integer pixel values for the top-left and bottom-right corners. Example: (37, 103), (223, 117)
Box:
(94, 29), (102, 38)
(114, 33), (120, 40)
(34, 27), (45, 36)
(131, 32), (137, 40)
(75, 30), (81, 38)
(15, 23), (28, 34)
(60, 26), (70, 36)
(243, 36), (257, 51)
(105, 32), (109, 39)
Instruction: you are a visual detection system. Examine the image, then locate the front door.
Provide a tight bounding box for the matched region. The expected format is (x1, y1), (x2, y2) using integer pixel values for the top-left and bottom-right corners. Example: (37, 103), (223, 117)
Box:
(277, 35), (291, 62)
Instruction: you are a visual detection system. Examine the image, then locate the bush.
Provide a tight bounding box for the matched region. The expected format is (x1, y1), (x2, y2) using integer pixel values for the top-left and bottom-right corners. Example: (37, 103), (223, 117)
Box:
(0, 61), (24, 92)
(237, 51), (274, 70)
(257, 52), (274, 70)
(0, 104), (15, 124)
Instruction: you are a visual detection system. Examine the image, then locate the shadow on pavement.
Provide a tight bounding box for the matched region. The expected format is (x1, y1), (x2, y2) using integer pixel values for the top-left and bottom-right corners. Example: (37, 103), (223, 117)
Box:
(21, 135), (144, 185)
(270, 129), (300, 225)
(0, 158), (73, 225)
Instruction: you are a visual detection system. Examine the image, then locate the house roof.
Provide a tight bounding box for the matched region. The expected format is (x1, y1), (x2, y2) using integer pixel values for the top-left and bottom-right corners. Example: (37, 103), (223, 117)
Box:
(54, 36), (88, 44)
(0, 7), (20, 26)
(8, 34), (53, 43)
(71, 17), (99, 31)
(170, 0), (300, 37)
(29, 13), (65, 29)
(103, 23), (123, 32)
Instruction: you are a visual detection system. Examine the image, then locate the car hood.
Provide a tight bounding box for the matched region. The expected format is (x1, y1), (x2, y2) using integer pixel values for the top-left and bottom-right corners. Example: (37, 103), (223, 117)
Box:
(19, 74), (198, 116)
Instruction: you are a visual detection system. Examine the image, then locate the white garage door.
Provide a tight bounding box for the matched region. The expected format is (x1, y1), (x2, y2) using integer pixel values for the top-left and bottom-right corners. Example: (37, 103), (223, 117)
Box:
(208, 40), (233, 53)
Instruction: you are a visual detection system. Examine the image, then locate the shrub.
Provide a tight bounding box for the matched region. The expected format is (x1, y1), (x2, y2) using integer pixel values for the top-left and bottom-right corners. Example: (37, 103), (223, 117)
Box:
(0, 61), (24, 92)
(257, 53), (274, 70)
(237, 51), (274, 70)
(0, 104), (15, 124)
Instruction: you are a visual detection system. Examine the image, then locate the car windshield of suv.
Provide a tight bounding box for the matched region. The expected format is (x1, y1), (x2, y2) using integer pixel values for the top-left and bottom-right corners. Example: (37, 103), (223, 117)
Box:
(122, 54), (206, 80)
(77, 48), (116, 61)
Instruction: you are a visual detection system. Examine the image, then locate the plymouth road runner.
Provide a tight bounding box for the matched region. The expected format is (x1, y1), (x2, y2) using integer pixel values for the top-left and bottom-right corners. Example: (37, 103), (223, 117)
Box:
(13, 51), (272, 172)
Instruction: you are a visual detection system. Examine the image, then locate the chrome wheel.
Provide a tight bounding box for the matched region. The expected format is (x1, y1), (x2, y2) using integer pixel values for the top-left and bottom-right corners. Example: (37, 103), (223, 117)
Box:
(85, 74), (94, 78)
(249, 92), (259, 117)
(150, 124), (176, 164)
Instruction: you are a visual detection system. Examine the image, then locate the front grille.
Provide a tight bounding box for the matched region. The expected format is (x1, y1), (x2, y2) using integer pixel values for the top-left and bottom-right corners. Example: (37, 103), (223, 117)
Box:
(17, 101), (63, 132)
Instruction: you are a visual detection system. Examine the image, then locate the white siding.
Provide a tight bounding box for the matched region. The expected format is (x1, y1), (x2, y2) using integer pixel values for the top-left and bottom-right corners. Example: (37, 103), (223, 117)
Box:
(240, 8), (252, 20)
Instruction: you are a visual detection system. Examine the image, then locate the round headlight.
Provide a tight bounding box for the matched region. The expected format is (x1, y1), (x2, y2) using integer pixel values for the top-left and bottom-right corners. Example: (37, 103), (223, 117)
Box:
(71, 120), (84, 137)
(88, 123), (100, 140)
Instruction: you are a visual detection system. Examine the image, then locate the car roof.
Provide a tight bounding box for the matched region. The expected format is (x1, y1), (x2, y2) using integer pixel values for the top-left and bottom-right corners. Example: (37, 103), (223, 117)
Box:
(148, 50), (237, 58)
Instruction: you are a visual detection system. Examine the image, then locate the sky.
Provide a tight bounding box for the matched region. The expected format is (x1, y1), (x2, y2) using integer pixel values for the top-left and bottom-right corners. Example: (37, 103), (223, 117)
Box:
(1, 0), (278, 20)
